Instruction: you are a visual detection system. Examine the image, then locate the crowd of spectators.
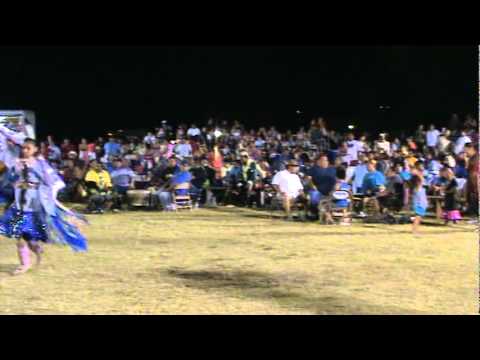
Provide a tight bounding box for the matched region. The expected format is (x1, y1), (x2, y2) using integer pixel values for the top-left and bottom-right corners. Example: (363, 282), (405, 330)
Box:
(43, 114), (478, 223)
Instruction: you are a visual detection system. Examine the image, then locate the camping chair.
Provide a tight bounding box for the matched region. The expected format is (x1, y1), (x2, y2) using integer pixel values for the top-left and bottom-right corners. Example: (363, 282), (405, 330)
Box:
(329, 190), (353, 225)
(268, 190), (306, 220)
(319, 190), (353, 225)
(173, 182), (193, 211)
(126, 189), (154, 210)
(363, 194), (382, 219)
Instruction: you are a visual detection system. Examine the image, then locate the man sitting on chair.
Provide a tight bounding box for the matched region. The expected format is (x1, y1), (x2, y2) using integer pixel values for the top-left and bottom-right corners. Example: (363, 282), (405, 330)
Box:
(271, 160), (307, 220)
(156, 159), (192, 211)
(110, 158), (136, 211)
(361, 159), (386, 214)
(323, 166), (352, 225)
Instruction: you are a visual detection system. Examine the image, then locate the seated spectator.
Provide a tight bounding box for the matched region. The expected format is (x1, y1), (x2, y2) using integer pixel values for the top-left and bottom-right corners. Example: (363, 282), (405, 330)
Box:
(60, 139), (76, 160)
(307, 154), (337, 213)
(362, 159), (386, 196)
(156, 159), (192, 211)
(57, 159), (77, 202)
(382, 167), (404, 212)
(152, 157), (180, 188)
(84, 160), (114, 214)
(174, 138), (193, 159)
(271, 160), (306, 220)
(321, 166), (353, 224)
(110, 158), (136, 210)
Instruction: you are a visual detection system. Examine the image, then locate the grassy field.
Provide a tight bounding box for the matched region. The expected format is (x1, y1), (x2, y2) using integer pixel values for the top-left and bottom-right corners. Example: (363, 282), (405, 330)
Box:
(0, 207), (478, 314)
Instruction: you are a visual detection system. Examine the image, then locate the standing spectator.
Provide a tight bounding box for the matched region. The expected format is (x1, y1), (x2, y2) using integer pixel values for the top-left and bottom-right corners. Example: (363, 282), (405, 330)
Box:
(426, 124), (440, 152)
(345, 132), (364, 163)
(391, 138), (401, 153)
(437, 130), (451, 154)
(374, 133), (391, 156)
(440, 167), (462, 224)
(46, 136), (62, 163)
(454, 129), (472, 155)
(143, 132), (157, 145)
(104, 137), (121, 158)
(207, 145), (224, 174)
(156, 126), (167, 141)
(410, 174), (428, 236)
(350, 153), (368, 194)
(187, 124), (201, 141)
(415, 124), (426, 151)
(465, 143), (479, 218)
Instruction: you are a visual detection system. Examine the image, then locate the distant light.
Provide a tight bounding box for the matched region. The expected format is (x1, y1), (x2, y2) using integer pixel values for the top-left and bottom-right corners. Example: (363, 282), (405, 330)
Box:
(214, 129), (222, 138)
(296, 110), (302, 114)
(348, 125), (355, 130)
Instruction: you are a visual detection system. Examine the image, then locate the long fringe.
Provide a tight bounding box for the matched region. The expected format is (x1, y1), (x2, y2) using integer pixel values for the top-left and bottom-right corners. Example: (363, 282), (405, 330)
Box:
(44, 206), (88, 252)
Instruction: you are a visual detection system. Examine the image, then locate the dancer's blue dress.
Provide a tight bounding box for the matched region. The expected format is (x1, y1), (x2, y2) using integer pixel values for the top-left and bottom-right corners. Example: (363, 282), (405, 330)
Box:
(0, 156), (88, 252)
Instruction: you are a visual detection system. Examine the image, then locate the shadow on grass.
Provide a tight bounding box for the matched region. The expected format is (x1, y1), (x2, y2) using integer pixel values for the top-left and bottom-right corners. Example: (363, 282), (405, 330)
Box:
(0, 264), (16, 274)
(208, 207), (284, 220)
(163, 268), (420, 314)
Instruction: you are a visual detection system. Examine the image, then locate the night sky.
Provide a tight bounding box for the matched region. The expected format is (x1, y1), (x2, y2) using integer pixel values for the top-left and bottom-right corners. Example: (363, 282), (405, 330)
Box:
(0, 46), (477, 139)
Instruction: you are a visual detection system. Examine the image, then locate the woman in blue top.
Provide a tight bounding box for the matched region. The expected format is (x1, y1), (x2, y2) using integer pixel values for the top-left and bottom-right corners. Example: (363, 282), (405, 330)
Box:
(409, 174), (428, 236)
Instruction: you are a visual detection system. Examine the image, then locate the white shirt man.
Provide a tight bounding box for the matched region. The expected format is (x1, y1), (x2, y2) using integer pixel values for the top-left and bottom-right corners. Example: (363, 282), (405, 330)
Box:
(375, 135), (391, 156)
(144, 133), (157, 145)
(438, 134), (451, 153)
(346, 135), (364, 162)
(187, 126), (201, 137)
(426, 127), (440, 148)
(174, 141), (193, 158)
(271, 168), (304, 199)
(454, 132), (472, 155)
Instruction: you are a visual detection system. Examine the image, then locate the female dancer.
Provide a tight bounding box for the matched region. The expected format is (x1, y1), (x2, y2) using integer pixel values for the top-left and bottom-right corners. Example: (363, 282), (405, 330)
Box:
(0, 138), (88, 275)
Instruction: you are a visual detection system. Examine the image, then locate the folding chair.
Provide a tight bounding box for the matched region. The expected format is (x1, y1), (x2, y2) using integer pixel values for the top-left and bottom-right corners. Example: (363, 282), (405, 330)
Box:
(173, 182), (193, 211)
(329, 190), (353, 225)
(268, 191), (306, 220)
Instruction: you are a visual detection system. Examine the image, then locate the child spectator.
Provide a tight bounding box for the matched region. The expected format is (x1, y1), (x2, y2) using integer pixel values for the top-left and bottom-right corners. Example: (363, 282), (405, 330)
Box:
(410, 174), (428, 236)
(440, 167), (462, 224)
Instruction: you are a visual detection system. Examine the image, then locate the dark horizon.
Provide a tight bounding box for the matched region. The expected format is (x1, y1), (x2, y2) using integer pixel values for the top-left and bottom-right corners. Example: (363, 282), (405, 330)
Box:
(0, 46), (477, 140)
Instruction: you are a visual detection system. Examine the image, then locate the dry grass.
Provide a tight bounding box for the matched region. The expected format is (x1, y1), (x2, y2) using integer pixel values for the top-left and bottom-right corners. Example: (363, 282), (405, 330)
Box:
(0, 207), (478, 314)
